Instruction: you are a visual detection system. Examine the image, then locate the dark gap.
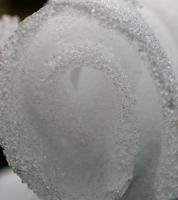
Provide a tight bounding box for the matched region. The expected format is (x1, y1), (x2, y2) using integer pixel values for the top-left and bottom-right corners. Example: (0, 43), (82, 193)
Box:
(1, 0), (48, 19)
(0, 146), (8, 170)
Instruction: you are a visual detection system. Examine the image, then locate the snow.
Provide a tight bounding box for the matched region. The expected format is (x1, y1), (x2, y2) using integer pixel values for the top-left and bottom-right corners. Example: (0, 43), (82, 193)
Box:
(0, 15), (19, 49)
(0, 1), (177, 200)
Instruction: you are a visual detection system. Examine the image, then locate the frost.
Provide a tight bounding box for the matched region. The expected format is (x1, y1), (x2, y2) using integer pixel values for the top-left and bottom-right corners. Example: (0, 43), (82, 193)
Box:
(0, 0), (177, 200)
(0, 15), (19, 49)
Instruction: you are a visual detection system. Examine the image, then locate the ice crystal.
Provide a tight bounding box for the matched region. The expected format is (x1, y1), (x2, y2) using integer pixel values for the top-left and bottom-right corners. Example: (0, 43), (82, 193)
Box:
(0, 0), (177, 200)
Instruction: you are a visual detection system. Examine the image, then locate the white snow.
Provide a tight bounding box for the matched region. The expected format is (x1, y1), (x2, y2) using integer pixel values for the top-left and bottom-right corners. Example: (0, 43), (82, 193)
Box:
(0, 1), (177, 200)
(0, 15), (19, 49)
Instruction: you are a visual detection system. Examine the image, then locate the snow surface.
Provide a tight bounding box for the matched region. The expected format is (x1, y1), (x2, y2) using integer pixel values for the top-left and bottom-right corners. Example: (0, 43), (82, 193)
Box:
(0, 1), (177, 200)
(0, 15), (19, 49)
